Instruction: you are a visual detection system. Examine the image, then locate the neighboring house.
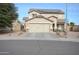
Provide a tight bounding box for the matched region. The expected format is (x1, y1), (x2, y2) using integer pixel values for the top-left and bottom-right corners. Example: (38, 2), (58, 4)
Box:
(12, 20), (21, 32)
(24, 9), (65, 32)
(73, 25), (79, 32)
(66, 24), (79, 32)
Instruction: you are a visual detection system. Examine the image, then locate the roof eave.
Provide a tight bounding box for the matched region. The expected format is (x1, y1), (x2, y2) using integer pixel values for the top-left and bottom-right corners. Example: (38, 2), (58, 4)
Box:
(28, 10), (64, 14)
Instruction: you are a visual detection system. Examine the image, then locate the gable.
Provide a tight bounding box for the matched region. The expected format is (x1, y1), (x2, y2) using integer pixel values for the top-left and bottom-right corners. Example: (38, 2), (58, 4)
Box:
(48, 16), (57, 22)
(26, 17), (52, 24)
(29, 11), (40, 15)
(28, 11), (40, 19)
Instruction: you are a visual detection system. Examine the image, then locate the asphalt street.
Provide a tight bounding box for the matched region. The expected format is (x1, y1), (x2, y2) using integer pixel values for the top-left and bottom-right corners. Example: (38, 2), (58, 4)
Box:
(0, 40), (79, 55)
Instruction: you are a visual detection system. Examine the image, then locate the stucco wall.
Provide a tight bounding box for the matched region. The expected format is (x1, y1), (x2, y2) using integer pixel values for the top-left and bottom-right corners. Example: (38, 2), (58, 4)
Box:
(25, 18), (53, 32)
(28, 11), (64, 19)
(41, 14), (64, 19)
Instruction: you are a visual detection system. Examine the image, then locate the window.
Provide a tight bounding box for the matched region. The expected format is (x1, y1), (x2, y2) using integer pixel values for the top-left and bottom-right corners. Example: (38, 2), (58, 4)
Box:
(32, 14), (37, 17)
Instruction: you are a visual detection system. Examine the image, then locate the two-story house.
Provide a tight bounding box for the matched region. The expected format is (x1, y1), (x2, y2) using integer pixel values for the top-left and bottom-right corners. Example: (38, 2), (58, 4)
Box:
(24, 9), (65, 32)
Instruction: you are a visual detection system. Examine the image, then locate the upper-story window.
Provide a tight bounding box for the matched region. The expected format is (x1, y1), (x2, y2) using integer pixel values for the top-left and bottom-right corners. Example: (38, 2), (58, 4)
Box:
(32, 14), (37, 17)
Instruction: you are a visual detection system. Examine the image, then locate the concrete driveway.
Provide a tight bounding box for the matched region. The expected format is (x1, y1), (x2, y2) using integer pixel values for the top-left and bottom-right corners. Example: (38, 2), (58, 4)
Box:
(0, 32), (59, 39)
(0, 32), (79, 42)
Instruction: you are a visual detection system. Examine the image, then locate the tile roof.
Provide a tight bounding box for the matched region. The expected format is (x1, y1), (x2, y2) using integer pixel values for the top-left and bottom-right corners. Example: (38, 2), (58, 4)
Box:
(28, 9), (64, 14)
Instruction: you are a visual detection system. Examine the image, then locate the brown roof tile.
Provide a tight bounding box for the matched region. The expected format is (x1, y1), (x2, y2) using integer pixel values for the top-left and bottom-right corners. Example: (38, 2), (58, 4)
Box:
(28, 9), (64, 14)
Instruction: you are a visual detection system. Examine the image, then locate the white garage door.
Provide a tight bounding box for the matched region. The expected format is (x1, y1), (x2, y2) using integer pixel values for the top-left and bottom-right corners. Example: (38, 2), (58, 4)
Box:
(29, 23), (50, 32)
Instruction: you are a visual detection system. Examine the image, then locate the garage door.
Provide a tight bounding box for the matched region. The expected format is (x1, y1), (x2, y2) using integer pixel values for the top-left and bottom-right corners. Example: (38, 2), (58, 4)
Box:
(29, 23), (50, 32)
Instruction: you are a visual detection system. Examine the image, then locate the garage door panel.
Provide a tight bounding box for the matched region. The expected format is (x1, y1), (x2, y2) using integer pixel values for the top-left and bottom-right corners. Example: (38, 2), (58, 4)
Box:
(29, 23), (50, 32)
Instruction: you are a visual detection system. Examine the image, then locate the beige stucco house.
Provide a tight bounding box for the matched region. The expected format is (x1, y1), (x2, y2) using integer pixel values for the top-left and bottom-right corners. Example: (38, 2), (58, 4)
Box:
(24, 9), (65, 32)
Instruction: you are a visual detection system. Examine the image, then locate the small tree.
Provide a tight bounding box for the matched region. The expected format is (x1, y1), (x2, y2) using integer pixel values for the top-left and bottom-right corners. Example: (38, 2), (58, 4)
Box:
(69, 22), (75, 31)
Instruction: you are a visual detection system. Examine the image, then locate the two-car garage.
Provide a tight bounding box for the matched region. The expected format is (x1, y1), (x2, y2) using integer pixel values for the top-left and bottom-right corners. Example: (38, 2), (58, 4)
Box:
(28, 23), (50, 32)
(25, 16), (53, 33)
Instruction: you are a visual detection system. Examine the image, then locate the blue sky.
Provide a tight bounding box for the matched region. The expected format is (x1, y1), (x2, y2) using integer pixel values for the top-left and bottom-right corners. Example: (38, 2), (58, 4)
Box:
(15, 3), (79, 25)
